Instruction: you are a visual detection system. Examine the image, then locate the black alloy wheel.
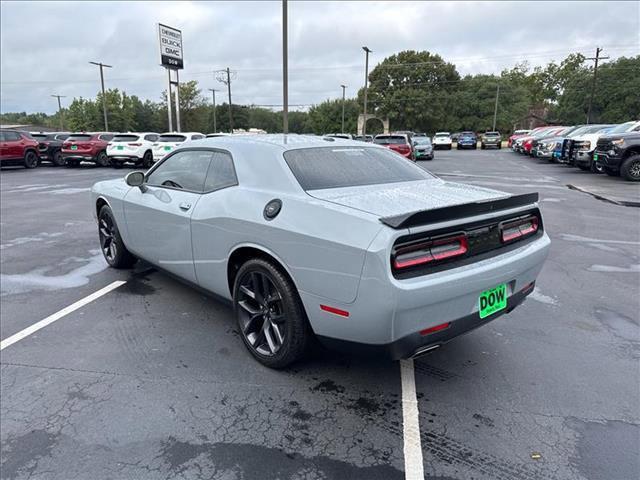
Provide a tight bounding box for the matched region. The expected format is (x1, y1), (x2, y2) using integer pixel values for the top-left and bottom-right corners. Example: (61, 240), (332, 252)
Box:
(233, 258), (311, 368)
(621, 155), (640, 182)
(24, 151), (38, 169)
(142, 151), (153, 169)
(53, 151), (66, 166)
(96, 151), (109, 167)
(98, 206), (137, 268)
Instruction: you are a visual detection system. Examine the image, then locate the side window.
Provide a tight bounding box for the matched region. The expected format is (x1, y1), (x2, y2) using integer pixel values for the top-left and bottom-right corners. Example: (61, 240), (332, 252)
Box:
(0, 132), (6, 142)
(147, 150), (213, 192)
(99, 134), (114, 141)
(203, 151), (237, 192)
(144, 134), (158, 142)
(6, 132), (21, 141)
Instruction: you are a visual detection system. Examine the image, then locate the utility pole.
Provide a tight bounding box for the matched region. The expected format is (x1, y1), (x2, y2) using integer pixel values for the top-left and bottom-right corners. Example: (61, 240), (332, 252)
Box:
(51, 95), (66, 131)
(362, 46), (372, 136)
(492, 83), (500, 132)
(340, 84), (347, 134)
(215, 68), (235, 133)
(586, 47), (609, 124)
(89, 61), (112, 131)
(282, 0), (289, 134)
(208, 88), (218, 133)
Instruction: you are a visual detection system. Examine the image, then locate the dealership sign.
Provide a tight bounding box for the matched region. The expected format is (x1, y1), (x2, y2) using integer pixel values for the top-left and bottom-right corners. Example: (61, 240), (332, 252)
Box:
(158, 23), (183, 70)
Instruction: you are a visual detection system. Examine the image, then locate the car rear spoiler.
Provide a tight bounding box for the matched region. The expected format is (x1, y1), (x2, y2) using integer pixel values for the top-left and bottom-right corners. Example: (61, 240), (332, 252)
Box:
(379, 192), (539, 229)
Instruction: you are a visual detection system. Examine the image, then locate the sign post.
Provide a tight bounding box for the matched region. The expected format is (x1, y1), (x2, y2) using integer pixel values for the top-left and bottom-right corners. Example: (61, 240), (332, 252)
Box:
(158, 23), (184, 132)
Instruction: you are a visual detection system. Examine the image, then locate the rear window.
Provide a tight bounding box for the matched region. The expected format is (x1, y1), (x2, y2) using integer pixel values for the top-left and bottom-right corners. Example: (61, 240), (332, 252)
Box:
(112, 135), (140, 142)
(283, 147), (431, 190)
(484, 132), (500, 136)
(158, 135), (187, 143)
(374, 135), (406, 145)
(31, 133), (47, 139)
(67, 134), (92, 141)
(434, 133), (450, 137)
(55, 134), (70, 140)
(191, 134), (205, 140)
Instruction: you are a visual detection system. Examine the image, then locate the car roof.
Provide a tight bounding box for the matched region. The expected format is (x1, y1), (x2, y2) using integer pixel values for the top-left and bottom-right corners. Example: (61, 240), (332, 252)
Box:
(185, 134), (381, 152)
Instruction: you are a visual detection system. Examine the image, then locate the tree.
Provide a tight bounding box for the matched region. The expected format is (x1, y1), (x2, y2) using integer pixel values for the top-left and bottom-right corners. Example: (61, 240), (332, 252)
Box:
(308, 98), (359, 134)
(365, 50), (460, 133)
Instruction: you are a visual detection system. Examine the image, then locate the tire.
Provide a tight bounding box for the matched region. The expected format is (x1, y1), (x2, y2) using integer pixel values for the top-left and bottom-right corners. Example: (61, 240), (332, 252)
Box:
(52, 150), (66, 167)
(24, 150), (38, 169)
(577, 164), (590, 171)
(142, 151), (153, 169)
(233, 258), (312, 369)
(620, 154), (640, 182)
(497, 144), (502, 149)
(456, 145), (461, 150)
(604, 167), (619, 177)
(96, 151), (109, 167)
(590, 159), (604, 174)
(447, 145), (452, 150)
(112, 161), (122, 169)
(481, 144), (485, 150)
(98, 205), (137, 269)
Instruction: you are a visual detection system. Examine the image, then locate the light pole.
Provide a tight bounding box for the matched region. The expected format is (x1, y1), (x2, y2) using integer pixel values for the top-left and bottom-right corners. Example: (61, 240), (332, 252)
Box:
(362, 46), (372, 137)
(89, 61), (112, 131)
(208, 88), (218, 133)
(340, 84), (346, 134)
(492, 83), (500, 132)
(282, 0), (289, 134)
(51, 94), (66, 131)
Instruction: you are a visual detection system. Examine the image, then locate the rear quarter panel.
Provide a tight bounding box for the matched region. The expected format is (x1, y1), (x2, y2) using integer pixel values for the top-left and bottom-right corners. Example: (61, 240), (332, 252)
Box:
(191, 187), (383, 303)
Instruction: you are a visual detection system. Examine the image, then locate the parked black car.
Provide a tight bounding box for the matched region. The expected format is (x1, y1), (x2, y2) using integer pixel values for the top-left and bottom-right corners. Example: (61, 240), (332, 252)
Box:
(30, 132), (71, 166)
(594, 132), (640, 181)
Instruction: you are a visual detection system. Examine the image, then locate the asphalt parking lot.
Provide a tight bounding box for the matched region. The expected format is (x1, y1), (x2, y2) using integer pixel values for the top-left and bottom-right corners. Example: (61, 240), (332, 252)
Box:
(1, 150), (639, 480)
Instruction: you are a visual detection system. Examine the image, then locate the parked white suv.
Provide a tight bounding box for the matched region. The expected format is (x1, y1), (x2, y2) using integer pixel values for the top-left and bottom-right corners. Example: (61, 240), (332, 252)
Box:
(107, 132), (159, 168)
(151, 132), (205, 162)
(432, 132), (453, 150)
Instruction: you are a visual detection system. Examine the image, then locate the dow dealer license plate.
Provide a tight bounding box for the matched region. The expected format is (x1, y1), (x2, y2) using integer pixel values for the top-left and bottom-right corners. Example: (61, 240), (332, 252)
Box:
(479, 283), (507, 319)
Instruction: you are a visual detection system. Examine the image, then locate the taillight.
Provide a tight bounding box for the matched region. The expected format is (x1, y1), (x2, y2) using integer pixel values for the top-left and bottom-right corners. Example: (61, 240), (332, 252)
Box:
(393, 234), (468, 270)
(500, 216), (539, 243)
(62, 142), (70, 148)
(128, 143), (142, 146)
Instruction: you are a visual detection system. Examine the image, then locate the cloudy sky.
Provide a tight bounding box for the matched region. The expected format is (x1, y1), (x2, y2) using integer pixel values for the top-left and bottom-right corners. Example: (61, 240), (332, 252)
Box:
(1, 1), (638, 114)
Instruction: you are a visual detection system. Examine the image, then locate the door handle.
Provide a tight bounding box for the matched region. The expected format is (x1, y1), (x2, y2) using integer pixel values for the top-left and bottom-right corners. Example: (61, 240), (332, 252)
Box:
(179, 202), (192, 211)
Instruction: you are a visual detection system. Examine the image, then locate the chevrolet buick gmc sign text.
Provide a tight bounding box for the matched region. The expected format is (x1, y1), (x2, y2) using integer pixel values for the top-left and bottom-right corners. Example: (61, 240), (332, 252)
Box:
(158, 23), (183, 69)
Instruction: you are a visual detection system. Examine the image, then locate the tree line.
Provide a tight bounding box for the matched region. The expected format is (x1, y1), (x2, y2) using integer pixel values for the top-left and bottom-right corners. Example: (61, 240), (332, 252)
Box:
(2, 51), (637, 135)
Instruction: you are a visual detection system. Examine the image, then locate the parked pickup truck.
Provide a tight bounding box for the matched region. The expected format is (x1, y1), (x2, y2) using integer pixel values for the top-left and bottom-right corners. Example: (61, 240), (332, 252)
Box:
(594, 132), (640, 181)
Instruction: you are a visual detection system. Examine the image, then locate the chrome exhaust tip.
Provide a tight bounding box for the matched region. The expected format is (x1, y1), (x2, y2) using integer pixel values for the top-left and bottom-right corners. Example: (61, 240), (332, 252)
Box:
(412, 344), (440, 359)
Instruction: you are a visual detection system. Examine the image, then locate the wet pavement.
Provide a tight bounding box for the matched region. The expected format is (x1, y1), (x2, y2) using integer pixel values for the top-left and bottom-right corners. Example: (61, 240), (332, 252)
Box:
(1, 152), (639, 479)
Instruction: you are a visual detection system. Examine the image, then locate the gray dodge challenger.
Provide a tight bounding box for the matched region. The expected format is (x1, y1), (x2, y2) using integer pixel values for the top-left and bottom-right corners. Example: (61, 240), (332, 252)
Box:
(92, 135), (550, 368)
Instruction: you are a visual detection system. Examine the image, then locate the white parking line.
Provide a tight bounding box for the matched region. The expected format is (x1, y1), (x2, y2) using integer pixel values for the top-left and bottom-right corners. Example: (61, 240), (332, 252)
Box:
(400, 358), (425, 480)
(0, 280), (126, 351)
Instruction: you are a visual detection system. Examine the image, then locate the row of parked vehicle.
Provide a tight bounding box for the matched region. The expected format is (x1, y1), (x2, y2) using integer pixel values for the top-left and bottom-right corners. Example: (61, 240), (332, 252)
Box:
(0, 129), (228, 169)
(508, 120), (640, 181)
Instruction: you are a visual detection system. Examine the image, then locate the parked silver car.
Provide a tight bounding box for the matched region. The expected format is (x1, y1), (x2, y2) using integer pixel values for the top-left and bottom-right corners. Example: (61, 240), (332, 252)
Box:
(91, 135), (550, 368)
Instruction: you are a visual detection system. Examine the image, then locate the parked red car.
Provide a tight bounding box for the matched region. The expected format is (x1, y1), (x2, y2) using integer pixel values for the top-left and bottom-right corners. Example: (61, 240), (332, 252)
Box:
(507, 129), (532, 148)
(0, 129), (40, 168)
(373, 134), (415, 160)
(61, 132), (115, 167)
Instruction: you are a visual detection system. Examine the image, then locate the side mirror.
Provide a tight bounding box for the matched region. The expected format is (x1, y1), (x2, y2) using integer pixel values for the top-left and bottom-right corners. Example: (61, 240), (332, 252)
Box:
(125, 171), (146, 190)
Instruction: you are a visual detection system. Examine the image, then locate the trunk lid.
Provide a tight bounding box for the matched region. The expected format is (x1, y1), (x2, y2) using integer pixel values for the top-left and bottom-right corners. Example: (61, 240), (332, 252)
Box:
(308, 179), (510, 219)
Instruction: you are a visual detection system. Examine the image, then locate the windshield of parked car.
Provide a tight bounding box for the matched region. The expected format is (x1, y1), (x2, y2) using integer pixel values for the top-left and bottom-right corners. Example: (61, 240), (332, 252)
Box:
(434, 132), (450, 137)
(284, 147), (432, 190)
(67, 134), (93, 141)
(413, 137), (431, 145)
(606, 122), (636, 133)
(157, 135), (187, 143)
(460, 131), (475, 137)
(112, 135), (140, 142)
(374, 135), (407, 145)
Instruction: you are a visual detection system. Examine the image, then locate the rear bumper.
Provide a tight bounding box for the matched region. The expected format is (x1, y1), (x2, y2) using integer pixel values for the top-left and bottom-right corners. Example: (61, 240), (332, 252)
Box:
(109, 155), (142, 162)
(415, 150), (433, 159)
(318, 282), (534, 359)
(61, 153), (96, 162)
(303, 231), (550, 355)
